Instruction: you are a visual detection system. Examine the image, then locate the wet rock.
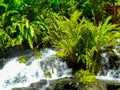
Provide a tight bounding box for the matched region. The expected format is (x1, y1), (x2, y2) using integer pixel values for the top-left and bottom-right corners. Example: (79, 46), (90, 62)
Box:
(11, 77), (120, 90)
(11, 77), (74, 90)
(0, 58), (4, 69)
(50, 77), (77, 90)
(7, 46), (32, 58)
(51, 77), (108, 90)
(12, 87), (35, 90)
(104, 81), (120, 90)
(107, 84), (120, 90)
(109, 54), (119, 69)
(30, 79), (47, 88)
(79, 80), (107, 90)
(0, 58), (8, 69)
(100, 65), (108, 75)
(11, 79), (47, 90)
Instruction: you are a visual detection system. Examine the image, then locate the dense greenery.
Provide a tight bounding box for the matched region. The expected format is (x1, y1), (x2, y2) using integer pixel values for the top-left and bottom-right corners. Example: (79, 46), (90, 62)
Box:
(49, 12), (120, 73)
(1, 0), (120, 84)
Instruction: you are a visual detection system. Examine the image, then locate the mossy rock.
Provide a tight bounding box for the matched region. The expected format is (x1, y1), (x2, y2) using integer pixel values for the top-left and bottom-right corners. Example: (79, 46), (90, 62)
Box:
(11, 77), (120, 90)
(12, 79), (47, 90)
(50, 77), (108, 90)
(19, 55), (27, 64)
(44, 71), (52, 78)
(34, 50), (41, 59)
(79, 80), (107, 90)
(50, 77), (77, 90)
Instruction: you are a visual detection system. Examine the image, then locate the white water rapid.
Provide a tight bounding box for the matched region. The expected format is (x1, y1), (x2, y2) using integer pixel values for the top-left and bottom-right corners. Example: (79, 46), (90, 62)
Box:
(96, 45), (120, 83)
(0, 48), (72, 90)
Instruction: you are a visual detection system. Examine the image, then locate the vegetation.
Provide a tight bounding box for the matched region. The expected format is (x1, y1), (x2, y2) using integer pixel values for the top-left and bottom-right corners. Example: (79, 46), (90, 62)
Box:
(44, 71), (52, 78)
(45, 11), (120, 73)
(1, 0), (120, 85)
(75, 69), (96, 84)
(34, 50), (41, 59)
(19, 55), (27, 63)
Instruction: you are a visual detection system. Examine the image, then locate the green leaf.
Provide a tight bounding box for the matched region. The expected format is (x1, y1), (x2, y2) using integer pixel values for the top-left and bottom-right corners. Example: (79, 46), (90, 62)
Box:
(0, 3), (7, 9)
(28, 35), (33, 49)
(30, 26), (34, 37)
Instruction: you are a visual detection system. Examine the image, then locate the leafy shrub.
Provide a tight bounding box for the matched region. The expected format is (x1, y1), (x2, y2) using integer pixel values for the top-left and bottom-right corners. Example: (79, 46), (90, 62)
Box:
(0, 13), (37, 49)
(75, 69), (96, 84)
(43, 10), (120, 74)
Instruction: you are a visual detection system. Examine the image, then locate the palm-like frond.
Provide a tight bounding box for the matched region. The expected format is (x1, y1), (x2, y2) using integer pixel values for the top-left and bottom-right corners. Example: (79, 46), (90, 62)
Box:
(44, 10), (120, 74)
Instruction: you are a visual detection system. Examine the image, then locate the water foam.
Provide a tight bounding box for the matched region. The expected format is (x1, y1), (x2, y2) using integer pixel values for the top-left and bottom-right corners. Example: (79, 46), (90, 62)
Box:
(96, 45), (120, 83)
(0, 48), (72, 90)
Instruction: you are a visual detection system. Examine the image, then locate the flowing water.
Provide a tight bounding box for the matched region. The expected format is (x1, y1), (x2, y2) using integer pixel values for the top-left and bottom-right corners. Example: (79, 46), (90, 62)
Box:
(96, 45), (120, 83)
(0, 48), (72, 90)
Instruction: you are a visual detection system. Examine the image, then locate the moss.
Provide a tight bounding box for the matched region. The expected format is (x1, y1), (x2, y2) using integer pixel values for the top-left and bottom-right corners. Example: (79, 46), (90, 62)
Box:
(51, 77), (107, 90)
(19, 55), (27, 64)
(55, 50), (66, 58)
(44, 71), (52, 78)
(75, 69), (96, 85)
(51, 77), (76, 90)
(34, 50), (41, 59)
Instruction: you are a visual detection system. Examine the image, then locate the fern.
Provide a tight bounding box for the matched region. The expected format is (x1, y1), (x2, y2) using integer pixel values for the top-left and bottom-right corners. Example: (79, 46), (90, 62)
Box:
(44, 10), (120, 74)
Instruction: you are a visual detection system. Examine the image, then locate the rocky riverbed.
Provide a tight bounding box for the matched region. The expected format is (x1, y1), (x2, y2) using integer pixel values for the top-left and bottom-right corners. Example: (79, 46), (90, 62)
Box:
(11, 77), (120, 90)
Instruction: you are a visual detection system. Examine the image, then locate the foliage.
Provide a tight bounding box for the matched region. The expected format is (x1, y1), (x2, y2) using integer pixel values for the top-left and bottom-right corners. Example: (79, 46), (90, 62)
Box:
(0, 0), (77, 50)
(44, 10), (120, 75)
(0, 0), (51, 49)
(19, 55), (27, 64)
(0, 0), (120, 83)
(43, 11), (83, 61)
(0, 0), (119, 50)
(0, 12), (38, 49)
(79, 16), (120, 73)
(44, 71), (52, 78)
(75, 69), (96, 84)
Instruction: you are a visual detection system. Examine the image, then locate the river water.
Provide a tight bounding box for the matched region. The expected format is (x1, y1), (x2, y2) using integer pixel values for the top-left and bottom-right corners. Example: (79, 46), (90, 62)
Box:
(2, 46), (120, 90)
(96, 45), (120, 83)
(0, 48), (72, 90)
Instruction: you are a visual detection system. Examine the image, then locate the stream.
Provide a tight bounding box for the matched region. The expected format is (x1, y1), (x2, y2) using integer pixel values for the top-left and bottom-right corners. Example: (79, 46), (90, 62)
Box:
(96, 45), (120, 83)
(1, 46), (120, 90)
(0, 48), (72, 90)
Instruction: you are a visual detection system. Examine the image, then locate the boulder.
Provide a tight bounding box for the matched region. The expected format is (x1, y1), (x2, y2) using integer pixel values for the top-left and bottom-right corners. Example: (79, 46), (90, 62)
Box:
(11, 77), (120, 90)
(11, 79), (47, 90)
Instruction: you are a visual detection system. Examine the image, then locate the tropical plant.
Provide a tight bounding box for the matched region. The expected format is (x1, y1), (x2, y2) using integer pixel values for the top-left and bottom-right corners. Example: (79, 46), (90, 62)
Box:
(75, 69), (96, 84)
(0, 9), (18, 48)
(44, 10), (120, 75)
(79, 16), (120, 73)
(0, 0), (51, 49)
(42, 11), (83, 61)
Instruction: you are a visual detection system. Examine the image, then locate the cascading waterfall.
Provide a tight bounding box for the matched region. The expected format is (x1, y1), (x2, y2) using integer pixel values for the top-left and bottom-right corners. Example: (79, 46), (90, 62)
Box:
(0, 48), (72, 90)
(96, 45), (120, 82)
